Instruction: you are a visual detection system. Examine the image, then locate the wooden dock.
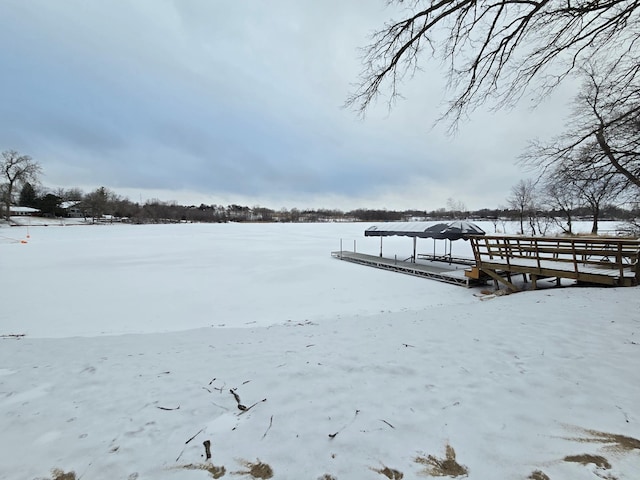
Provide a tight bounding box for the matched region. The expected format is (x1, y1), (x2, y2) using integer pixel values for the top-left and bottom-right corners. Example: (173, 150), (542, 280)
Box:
(469, 235), (640, 291)
(332, 234), (640, 292)
(331, 250), (475, 287)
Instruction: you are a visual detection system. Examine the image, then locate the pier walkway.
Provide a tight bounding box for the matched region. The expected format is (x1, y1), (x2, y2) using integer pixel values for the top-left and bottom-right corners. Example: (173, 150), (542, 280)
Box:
(330, 250), (475, 287)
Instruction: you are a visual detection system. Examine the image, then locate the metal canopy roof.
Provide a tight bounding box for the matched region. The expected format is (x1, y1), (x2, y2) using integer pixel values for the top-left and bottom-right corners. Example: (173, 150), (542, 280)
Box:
(364, 221), (485, 240)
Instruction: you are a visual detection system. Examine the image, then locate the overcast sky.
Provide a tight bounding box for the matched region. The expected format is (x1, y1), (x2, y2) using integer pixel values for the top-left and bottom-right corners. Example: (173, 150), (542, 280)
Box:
(0, 1), (576, 211)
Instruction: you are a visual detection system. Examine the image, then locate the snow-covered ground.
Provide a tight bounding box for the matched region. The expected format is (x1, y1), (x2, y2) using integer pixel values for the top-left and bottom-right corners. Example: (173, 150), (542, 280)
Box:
(1, 221), (639, 480)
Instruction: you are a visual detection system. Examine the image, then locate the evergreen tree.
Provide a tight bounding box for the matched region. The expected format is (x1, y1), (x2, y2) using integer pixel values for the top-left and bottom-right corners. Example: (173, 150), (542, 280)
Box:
(19, 182), (38, 207)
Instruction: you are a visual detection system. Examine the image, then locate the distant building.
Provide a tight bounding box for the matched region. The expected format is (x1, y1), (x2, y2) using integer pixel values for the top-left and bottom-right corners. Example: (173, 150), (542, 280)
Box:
(60, 201), (83, 218)
(9, 205), (40, 216)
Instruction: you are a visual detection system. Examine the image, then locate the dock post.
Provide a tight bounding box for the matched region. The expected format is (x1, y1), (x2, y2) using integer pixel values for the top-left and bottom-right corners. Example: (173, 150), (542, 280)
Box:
(413, 237), (417, 263)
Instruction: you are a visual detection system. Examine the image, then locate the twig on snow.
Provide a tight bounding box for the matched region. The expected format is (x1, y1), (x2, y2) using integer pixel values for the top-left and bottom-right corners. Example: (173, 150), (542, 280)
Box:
(157, 405), (180, 411)
(261, 415), (274, 440)
(328, 410), (360, 439)
(230, 388), (246, 410)
(175, 448), (185, 462)
(238, 398), (267, 416)
(380, 419), (395, 429)
(185, 428), (204, 444)
(203, 440), (212, 460)
(211, 401), (230, 411)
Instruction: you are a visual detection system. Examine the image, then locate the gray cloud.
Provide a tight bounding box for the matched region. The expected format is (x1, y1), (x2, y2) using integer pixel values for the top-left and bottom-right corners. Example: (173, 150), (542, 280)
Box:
(0, 0), (573, 210)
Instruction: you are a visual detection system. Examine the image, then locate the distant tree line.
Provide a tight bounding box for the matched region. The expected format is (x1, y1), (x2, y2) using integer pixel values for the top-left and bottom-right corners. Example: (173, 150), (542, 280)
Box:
(2, 149), (638, 231)
(9, 177), (640, 228)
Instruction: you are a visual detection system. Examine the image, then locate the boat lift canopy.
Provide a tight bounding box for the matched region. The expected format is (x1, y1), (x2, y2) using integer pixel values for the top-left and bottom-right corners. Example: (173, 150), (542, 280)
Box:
(364, 221), (485, 262)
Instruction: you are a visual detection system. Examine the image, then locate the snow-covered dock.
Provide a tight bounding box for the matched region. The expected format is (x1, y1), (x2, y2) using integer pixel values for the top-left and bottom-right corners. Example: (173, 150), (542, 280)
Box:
(330, 250), (476, 287)
(469, 235), (640, 290)
(333, 228), (640, 292)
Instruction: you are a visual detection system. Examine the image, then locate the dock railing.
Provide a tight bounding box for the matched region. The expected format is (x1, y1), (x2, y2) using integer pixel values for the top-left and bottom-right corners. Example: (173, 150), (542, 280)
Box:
(469, 235), (640, 289)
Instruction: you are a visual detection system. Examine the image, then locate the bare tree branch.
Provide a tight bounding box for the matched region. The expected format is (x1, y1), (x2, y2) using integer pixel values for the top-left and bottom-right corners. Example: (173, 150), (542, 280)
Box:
(347, 0), (640, 129)
(522, 60), (640, 195)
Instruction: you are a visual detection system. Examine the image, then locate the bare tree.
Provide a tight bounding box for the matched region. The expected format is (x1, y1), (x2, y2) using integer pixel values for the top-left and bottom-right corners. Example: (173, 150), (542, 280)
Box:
(542, 167), (581, 234)
(1, 150), (42, 220)
(347, 1), (640, 128)
(544, 144), (629, 233)
(571, 153), (628, 234)
(446, 197), (467, 219)
(83, 186), (120, 222)
(53, 187), (85, 202)
(525, 65), (640, 189)
(507, 179), (537, 234)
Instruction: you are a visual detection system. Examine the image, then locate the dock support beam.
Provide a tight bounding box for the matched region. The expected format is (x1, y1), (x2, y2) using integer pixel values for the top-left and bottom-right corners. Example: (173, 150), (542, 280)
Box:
(482, 269), (519, 292)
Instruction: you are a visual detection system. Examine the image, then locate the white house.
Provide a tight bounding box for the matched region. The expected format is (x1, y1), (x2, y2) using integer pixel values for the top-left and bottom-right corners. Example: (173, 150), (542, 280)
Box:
(60, 201), (83, 218)
(9, 206), (40, 216)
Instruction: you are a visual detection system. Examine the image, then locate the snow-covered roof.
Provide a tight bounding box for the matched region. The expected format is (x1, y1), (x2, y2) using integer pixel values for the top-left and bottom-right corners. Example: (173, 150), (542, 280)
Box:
(9, 206), (40, 213)
(365, 221), (485, 240)
(365, 221), (433, 235)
